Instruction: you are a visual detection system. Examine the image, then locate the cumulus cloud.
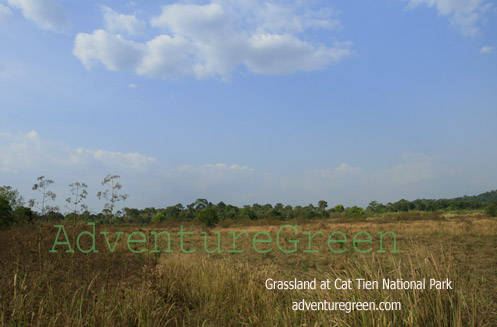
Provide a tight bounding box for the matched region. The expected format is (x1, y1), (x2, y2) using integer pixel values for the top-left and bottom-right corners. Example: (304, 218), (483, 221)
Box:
(0, 3), (12, 21)
(244, 34), (350, 74)
(73, 29), (144, 71)
(101, 5), (145, 36)
(6, 0), (69, 31)
(406, 0), (491, 36)
(73, 0), (352, 79)
(480, 45), (494, 54)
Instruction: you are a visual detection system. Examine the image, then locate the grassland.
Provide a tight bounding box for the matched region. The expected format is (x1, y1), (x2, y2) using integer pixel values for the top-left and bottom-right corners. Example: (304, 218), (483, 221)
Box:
(1, 213), (496, 326)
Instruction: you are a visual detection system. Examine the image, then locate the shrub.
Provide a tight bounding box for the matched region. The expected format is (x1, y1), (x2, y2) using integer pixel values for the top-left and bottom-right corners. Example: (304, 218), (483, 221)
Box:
(0, 195), (13, 229)
(151, 212), (166, 223)
(13, 206), (35, 225)
(486, 201), (497, 217)
(346, 206), (365, 217)
(196, 207), (219, 227)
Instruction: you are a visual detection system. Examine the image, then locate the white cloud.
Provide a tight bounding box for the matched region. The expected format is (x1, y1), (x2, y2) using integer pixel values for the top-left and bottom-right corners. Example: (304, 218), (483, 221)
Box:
(250, 2), (340, 34)
(0, 3), (12, 21)
(480, 45), (494, 54)
(101, 6), (145, 36)
(406, 0), (491, 36)
(136, 34), (196, 78)
(73, 1), (352, 79)
(6, 0), (69, 31)
(244, 34), (350, 74)
(74, 148), (156, 170)
(73, 29), (144, 71)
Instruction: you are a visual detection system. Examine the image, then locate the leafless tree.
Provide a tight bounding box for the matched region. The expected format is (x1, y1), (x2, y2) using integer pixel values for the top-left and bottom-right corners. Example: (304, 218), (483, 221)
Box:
(97, 174), (128, 217)
(66, 182), (88, 216)
(29, 176), (57, 215)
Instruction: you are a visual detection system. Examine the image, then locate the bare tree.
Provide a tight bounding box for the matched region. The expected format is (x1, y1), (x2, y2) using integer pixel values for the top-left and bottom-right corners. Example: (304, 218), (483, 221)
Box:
(29, 176), (57, 216)
(97, 174), (128, 217)
(65, 182), (88, 216)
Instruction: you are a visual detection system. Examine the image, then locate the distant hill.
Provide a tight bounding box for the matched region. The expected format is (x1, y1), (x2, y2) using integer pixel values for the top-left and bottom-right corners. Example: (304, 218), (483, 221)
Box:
(452, 190), (497, 205)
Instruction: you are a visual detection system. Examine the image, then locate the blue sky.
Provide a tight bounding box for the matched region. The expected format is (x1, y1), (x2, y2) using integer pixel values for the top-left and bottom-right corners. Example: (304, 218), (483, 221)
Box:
(1, 0), (496, 212)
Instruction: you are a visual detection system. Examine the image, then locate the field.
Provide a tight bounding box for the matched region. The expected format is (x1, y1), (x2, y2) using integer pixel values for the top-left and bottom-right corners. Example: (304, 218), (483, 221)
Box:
(1, 214), (496, 326)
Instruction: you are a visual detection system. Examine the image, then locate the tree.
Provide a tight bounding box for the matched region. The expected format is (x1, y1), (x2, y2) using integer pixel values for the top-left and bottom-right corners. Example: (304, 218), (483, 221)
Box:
(347, 206), (365, 217)
(194, 198), (209, 210)
(13, 207), (35, 225)
(65, 182), (88, 217)
(0, 195), (14, 228)
(486, 200), (497, 217)
(97, 174), (128, 217)
(367, 201), (380, 214)
(0, 186), (25, 210)
(151, 212), (166, 223)
(240, 205), (257, 220)
(318, 200), (328, 211)
(196, 207), (219, 227)
(334, 204), (345, 213)
(29, 176), (57, 216)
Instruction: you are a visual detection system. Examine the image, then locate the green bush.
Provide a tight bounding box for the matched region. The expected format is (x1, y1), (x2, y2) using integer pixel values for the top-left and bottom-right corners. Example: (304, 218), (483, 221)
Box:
(0, 195), (14, 229)
(151, 212), (166, 223)
(346, 206), (365, 217)
(486, 201), (497, 217)
(196, 207), (219, 227)
(13, 206), (35, 225)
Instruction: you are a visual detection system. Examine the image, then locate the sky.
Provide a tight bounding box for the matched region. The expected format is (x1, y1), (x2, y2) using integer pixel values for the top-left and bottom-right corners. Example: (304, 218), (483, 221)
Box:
(1, 0), (496, 213)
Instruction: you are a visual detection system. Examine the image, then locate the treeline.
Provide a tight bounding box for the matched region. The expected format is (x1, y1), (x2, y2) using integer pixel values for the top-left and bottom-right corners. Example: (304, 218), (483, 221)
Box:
(114, 195), (497, 226)
(1, 179), (497, 228)
(452, 190), (497, 205)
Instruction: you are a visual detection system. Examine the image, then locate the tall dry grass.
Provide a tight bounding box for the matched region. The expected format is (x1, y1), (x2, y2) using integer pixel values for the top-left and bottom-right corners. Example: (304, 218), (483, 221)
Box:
(0, 216), (496, 326)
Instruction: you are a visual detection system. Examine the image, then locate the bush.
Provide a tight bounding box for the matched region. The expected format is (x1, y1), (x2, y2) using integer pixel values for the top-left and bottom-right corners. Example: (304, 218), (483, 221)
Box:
(13, 206), (36, 225)
(151, 212), (166, 223)
(486, 201), (497, 217)
(0, 195), (13, 229)
(196, 207), (219, 227)
(346, 206), (365, 217)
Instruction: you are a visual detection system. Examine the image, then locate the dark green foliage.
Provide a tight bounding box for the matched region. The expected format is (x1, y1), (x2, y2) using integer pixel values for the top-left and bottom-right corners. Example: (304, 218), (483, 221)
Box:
(196, 207), (219, 227)
(240, 206), (257, 220)
(486, 201), (497, 217)
(346, 206), (365, 217)
(0, 195), (14, 228)
(454, 190), (497, 205)
(1, 181), (496, 224)
(13, 206), (36, 225)
(44, 211), (64, 222)
(0, 185), (25, 209)
(151, 212), (166, 223)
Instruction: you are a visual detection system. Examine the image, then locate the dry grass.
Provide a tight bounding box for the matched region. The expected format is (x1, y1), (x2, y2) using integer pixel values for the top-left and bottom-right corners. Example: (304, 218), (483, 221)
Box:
(1, 215), (496, 326)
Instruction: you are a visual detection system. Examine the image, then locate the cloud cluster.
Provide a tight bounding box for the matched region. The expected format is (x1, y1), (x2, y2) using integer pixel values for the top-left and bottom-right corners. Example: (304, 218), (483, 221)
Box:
(73, 1), (352, 79)
(101, 5), (145, 36)
(6, 0), (69, 31)
(406, 0), (491, 36)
